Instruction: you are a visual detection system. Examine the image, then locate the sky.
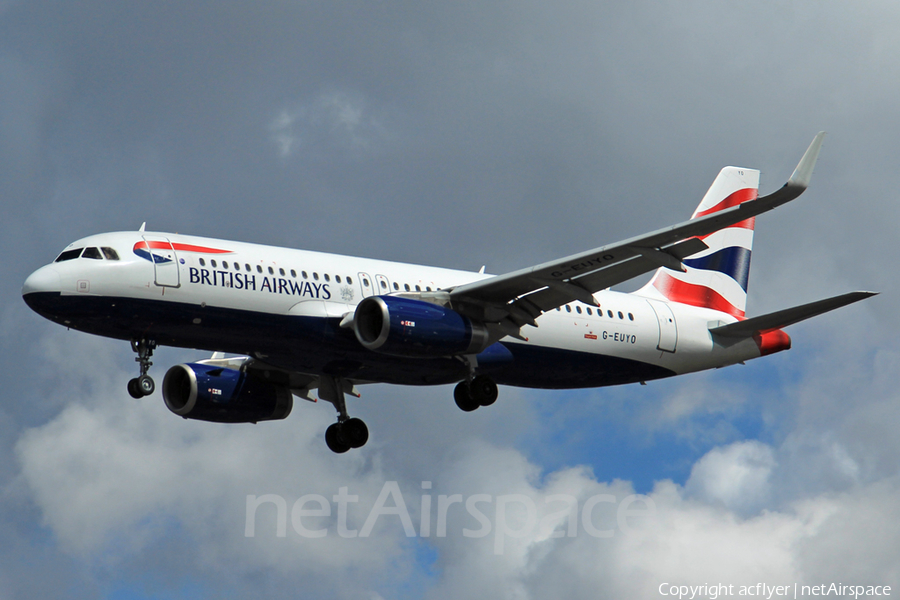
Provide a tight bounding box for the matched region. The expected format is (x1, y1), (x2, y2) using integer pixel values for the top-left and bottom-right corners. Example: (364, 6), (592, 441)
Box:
(2, 1), (899, 598)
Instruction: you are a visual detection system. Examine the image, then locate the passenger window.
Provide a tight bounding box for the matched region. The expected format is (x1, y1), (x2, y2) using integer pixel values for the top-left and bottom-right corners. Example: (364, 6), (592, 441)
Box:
(336, 275), (342, 283)
(246, 264), (251, 272)
(426, 286), (432, 292)
(325, 274), (331, 282)
(81, 247), (103, 260)
(313, 272), (319, 281)
(405, 284), (411, 291)
(257, 265), (263, 273)
(607, 310), (613, 318)
(223, 261), (229, 269)
(618, 311), (624, 319)
(302, 271), (308, 279)
(279, 268), (285, 276)
(393, 282), (399, 290)
(268, 267), (274, 275)
(415, 285), (421, 292)
(381, 280), (387, 289)
(576, 306), (582, 314)
(586, 307), (592, 316)
(200, 258), (206, 266)
(628, 313), (634, 321)
(55, 248), (83, 262)
(211, 260), (218, 268)
(101, 247), (120, 260)
(566, 305), (572, 313)
(347, 276), (353, 285)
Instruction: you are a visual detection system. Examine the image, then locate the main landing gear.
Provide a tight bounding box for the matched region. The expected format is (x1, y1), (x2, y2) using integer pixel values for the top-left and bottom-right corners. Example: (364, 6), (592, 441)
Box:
(454, 375), (498, 412)
(319, 375), (369, 454)
(127, 338), (157, 399)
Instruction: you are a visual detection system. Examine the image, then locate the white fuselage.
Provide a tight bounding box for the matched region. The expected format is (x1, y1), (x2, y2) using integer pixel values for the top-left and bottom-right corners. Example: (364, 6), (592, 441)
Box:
(23, 230), (769, 390)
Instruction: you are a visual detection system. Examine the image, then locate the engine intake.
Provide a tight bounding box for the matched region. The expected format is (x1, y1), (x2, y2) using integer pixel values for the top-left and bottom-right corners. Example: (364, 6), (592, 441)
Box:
(162, 363), (293, 423)
(354, 296), (489, 357)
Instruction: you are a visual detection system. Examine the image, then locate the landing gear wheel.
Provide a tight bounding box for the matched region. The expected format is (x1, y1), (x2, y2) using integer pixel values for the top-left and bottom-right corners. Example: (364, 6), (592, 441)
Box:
(470, 375), (498, 407)
(128, 338), (157, 399)
(319, 375), (368, 452)
(454, 381), (480, 412)
(339, 417), (369, 449)
(138, 375), (155, 396)
(325, 423), (350, 454)
(127, 378), (143, 399)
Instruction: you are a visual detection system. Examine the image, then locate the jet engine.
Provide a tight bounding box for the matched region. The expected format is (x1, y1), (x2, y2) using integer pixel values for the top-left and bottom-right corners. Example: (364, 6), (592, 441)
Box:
(353, 296), (490, 357)
(162, 363), (293, 423)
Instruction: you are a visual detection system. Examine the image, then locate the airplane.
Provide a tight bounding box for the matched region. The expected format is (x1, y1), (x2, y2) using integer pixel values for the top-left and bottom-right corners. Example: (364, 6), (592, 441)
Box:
(22, 132), (875, 453)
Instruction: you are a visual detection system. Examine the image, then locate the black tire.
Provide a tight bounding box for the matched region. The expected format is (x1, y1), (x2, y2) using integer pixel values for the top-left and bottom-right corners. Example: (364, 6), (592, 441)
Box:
(454, 381), (479, 412)
(325, 423), (350, 454)
(127, 378), (143, 399)
(340, 417), (369, 449)
(470, 375), (498, 406)
(138, 375), (155, 396)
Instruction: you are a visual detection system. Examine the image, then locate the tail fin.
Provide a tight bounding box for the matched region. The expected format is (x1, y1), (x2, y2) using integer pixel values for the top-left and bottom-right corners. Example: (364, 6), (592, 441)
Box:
(638, 167), (760, 318)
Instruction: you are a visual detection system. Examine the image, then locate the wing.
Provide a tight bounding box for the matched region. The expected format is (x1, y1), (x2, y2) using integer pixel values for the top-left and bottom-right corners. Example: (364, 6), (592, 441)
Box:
(447, 132), (826, 331)
(196, 354), (363, 401)
(709, 291), (877, 338)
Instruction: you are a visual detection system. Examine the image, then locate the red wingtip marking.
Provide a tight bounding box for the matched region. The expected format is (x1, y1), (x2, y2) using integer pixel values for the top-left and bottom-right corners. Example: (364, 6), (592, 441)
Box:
(754, 329), (791, 356)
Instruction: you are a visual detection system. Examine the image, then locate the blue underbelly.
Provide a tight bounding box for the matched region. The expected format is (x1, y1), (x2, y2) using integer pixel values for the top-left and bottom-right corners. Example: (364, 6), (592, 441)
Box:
(23, 292), (675, 388)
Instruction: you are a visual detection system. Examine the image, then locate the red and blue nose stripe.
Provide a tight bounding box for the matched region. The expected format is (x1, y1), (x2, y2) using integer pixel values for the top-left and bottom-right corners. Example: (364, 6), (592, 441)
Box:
(133, 241), (232, 263)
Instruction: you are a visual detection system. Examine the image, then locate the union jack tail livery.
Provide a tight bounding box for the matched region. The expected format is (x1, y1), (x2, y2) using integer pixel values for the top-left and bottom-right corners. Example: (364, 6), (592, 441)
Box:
(639, 167), (760, 319)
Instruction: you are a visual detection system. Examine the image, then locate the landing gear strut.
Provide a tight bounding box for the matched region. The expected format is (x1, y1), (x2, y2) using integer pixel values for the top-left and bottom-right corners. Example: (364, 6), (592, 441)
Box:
(127, 338), (157, 398)
(454, 375), (498, 412)
(319, 375), (369, 454)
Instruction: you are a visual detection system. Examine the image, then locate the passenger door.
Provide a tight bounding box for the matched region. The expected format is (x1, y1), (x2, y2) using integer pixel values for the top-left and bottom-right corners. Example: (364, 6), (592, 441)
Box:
(142, 235), (180, 288)
(646, 299), (677, 352)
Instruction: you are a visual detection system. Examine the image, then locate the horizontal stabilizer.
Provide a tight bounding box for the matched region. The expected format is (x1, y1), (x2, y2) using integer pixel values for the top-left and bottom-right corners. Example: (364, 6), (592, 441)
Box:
(709, 291), (877, 337)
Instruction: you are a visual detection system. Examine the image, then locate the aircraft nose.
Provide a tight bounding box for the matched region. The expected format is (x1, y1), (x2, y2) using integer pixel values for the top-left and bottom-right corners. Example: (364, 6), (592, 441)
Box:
(22, 265), (61, 296)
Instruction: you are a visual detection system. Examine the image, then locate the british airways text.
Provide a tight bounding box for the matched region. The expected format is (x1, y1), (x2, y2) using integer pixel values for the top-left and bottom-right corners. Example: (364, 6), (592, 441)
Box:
(189, 267), (331, 299)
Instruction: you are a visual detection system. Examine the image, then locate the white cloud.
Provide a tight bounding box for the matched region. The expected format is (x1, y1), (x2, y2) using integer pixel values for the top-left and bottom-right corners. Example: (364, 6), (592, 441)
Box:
(684, 440), (776, 514)
(269, 91), (388, 159)
(13, 339), (900, 597)
(419, 449), (900, 599)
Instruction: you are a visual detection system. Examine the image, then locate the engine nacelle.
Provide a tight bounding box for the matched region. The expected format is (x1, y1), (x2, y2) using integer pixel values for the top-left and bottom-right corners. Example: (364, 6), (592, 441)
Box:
(162, 363), (293, 423)
(353, 296), (490, 357)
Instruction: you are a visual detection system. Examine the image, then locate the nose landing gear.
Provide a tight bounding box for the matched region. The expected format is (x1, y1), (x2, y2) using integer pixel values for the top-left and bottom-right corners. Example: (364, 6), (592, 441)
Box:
(127, 338), (157, 398)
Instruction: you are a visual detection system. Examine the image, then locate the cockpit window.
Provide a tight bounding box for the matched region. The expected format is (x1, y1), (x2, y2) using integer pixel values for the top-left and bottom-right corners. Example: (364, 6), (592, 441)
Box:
(55, 248), (83, 262)
(54, 246), (120, 262)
